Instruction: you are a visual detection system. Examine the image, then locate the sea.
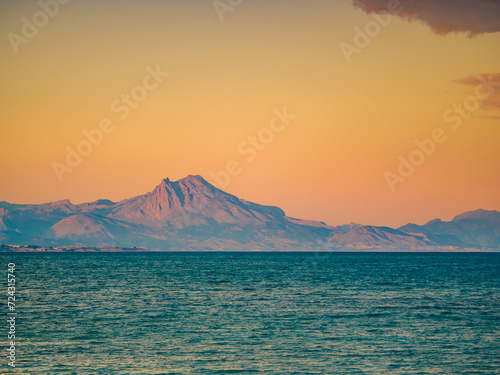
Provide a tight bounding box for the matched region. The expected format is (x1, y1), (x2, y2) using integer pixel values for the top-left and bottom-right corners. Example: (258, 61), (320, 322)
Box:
(1, 252), (499, 374)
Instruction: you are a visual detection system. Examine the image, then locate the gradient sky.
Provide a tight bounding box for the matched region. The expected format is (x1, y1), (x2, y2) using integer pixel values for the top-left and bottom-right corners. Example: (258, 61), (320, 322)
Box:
(1, 0), (499, 227)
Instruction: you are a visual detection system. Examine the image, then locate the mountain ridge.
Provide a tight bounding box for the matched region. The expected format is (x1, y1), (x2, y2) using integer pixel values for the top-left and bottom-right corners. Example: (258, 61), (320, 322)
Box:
(0, 175), (498, 251)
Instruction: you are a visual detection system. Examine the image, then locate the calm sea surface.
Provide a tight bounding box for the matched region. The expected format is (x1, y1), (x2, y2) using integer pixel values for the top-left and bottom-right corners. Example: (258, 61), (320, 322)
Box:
(1, 252), (499, 374)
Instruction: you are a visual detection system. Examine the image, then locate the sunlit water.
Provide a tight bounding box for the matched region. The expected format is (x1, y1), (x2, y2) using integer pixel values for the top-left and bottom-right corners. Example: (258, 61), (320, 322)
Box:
(1, 252), (499, 374)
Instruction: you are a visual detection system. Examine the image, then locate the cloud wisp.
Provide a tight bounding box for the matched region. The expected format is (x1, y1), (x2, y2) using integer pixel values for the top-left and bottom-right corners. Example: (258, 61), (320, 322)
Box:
(454, 73), (500, 110)
(352, 0), (500, 37)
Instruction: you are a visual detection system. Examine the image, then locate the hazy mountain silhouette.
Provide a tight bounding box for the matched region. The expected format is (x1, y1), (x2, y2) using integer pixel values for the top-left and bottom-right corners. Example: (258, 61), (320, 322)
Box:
(327, 225), (434, 250)
(399, 209), (500, 248)
(0, 176), (498, 250)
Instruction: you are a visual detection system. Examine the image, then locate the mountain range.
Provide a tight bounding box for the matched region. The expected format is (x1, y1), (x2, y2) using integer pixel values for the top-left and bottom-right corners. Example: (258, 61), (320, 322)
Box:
(1, 175), (499, 251)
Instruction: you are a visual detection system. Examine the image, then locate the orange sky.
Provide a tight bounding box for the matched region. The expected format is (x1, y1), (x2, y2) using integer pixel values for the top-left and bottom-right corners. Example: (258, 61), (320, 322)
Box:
(1, 0), (499, 227)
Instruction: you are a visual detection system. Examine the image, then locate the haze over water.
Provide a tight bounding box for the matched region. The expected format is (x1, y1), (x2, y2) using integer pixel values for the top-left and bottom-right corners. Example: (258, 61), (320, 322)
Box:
(5, 252), (499, 374)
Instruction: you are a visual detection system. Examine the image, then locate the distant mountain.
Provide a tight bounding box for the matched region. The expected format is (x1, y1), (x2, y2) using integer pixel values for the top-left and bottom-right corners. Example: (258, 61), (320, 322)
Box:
(399, 209), (500, 248)
(108, 176), (296, 228)
(0, 176), (336, 250)
(0, 176), (498, 251)
(327, 225), (434, 250)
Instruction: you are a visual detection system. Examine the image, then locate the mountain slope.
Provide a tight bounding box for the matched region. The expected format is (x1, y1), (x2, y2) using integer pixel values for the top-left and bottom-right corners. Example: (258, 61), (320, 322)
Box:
(327, 225), (433, 250)
(107, 175), (292, 228)
(45, 213), (178, 247)
(0, 176), (337, 249)
(0, 177), (498, 250)
(399, 209), (500, 248)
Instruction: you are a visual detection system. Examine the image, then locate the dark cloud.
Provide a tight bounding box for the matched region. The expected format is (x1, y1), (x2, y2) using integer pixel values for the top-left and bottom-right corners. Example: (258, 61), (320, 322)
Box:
(454, 73), (500, 109)
(352, 0), (500, 36)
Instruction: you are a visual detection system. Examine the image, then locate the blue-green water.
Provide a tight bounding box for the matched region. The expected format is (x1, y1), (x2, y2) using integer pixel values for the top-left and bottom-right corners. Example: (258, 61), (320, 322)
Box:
(1, 252), (499, 374)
